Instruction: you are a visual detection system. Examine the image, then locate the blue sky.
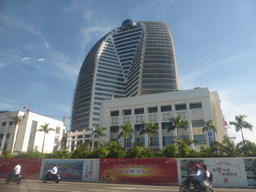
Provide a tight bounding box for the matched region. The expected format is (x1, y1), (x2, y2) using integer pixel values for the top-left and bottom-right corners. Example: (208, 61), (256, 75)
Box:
(1, 0), (256, 144)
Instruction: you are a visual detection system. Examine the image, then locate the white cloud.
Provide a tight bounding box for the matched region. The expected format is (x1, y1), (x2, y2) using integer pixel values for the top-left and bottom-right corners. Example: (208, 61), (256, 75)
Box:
(0, 15), (46, 41)
(45, 42), (49, 48)
(218, 89), (256, 145)
(47, 52), (80, 82)
(38, 58), (44, 61)
(22, 57), (31, 60)
(179, 50), (256, 89)
(0, 62), (4, 67)
(0, 98), (23, 111)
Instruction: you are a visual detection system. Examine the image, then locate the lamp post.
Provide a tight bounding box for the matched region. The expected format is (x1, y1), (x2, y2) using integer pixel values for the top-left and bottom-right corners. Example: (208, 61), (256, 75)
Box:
(92, 128), (95, 151)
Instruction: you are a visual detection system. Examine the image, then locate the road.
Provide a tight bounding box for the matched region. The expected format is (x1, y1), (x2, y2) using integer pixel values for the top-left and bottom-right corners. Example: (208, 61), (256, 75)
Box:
(0, 179), (256, 192)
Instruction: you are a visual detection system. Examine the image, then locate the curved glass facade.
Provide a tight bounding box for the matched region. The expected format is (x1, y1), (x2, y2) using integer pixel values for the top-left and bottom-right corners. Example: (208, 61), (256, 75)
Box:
(71, 20), (179, 131)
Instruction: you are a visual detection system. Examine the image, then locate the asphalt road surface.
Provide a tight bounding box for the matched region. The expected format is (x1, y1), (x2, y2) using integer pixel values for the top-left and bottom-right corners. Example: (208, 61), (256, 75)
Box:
(0, 179), (256, 192)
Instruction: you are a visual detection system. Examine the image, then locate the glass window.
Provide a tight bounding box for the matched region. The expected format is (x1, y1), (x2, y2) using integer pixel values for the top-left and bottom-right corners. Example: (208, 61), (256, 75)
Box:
(190, 103), (202, 109)
(135, 108), (144, 114)
(163, 136), (174, 146)
(111, 111), (119, 117)
(148, 107), (157, 113)
(110, 126), (119, 133)
(161, 105), (172, 112)
(135, 124), (144, 132)
(3, 143), (7, 151)
(162, 122), (173, 130)
(0, 134), (3, 139)
(2, 122), (7, 126)
(94, 141), (99, 147)
(9, 121), (13, 126)
(192, 120), (204, 127)
(56, 127), (60, 134)
(93, 118), (100, 121)
(124, 138), (132, 147)
(123, 109), (131, 115)
(77, 135), (83, 139)
(84, 135), (92, 138)
(175, 104), (187, 111)
(151, 137), (159, 146)
(6, 133), (10, 139)
(194, 135), (207, 145)
(93, 113), (100, 116)
(179, 135), (189, 140)
(135, 137), (145, 146)
(93, 107), (101, 110)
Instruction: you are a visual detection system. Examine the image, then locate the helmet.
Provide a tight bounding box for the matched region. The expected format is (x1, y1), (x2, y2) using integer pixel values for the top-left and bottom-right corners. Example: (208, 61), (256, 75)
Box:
(195, 164), (200, 169)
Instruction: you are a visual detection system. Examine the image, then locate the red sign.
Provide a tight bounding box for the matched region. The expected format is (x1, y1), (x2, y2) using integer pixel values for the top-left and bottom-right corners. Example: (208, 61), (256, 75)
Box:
(0, 159), (42, 179)
(99, 158), (178, 185)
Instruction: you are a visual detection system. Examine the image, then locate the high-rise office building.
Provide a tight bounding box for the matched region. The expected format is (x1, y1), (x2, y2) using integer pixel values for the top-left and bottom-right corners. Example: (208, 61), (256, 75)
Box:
(71, 19), (179, 131)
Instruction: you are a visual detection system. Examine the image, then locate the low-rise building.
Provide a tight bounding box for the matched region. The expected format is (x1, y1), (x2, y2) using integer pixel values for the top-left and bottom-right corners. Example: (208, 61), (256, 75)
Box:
(66, 130), (99, 152)
(0, 111), (66, 155)
(99, 88), (225, 151)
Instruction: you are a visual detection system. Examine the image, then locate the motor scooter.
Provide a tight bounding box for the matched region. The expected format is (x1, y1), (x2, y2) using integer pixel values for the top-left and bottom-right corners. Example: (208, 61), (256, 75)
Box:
(179, 173), (214, 192)
(5, 171), (21, 185)
(43, 172), (60, 183)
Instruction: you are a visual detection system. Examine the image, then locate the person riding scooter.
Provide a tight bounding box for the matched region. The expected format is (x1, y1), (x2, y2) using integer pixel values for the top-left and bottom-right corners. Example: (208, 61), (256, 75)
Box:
(46, 164), (58, 179)
(201, 164), (210, 188)
(189, 164), (203, 189)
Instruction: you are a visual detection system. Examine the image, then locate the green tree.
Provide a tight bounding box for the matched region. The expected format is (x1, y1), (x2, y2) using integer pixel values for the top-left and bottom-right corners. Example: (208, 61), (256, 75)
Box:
(162, 144), (177, 158)
(218, 135), (237, 157)
(236, 140), (256, 157)
(229, 114), (253, 144)
(100, 141), (125, 158)
(139, 122), (159, 147)
(93, 146), (109, 158)
(174, 136), (198, 146)
(7, 114), (26, 153)
(118, 122), (135, 151)
(49, 150), (72, 159)
(92, 125), (107, 144)
(174, 136), (198, 158)
(168, 114), (188, 142)
(202, 119), (217, 133)
(37, 123), (55, 153)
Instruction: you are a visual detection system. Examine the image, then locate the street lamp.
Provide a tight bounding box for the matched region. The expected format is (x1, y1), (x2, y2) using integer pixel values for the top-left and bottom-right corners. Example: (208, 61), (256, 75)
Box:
(92, 128), (95, 151)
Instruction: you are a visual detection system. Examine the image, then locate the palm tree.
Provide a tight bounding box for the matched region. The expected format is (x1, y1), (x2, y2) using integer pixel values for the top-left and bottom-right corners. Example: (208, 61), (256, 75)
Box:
(236, 140), (256, 156)
(229, 114), (253, 144)
(202, 119), (217, 133)
(7, 114), (26, 153)
(174, 136), (198, 146)
(168, 114), (188, 141)
(37, 123), (55, 153)
(92, 125), (107, 144)
(140, 122), (159, 147)
(218, 135), (237, 157)
(118, 122), (135, 151)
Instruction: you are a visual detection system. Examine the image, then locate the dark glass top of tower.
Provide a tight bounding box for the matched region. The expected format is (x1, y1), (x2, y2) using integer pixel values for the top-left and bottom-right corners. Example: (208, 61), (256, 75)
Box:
(121, 19), (136, 31)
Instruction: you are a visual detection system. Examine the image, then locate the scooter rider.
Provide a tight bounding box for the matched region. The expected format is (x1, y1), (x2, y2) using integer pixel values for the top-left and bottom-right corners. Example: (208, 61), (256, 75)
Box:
(11, 162), (21, 179)
(201, 164), (210, 188)
(46, 164), (58, 179)
(189, 164), (203, 189)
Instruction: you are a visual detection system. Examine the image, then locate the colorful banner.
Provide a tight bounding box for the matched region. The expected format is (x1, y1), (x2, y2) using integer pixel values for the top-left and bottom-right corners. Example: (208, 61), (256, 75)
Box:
(82, 159), (99, 182)
(39, 159), (99, 182)
(40, 159), (83, 180)
(0, 159), (41, 179)
(99, 158), (178, 185)
(244, 158), (256, 186)
(177, 158), (249, 188)
(179, 158), (205, 182)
